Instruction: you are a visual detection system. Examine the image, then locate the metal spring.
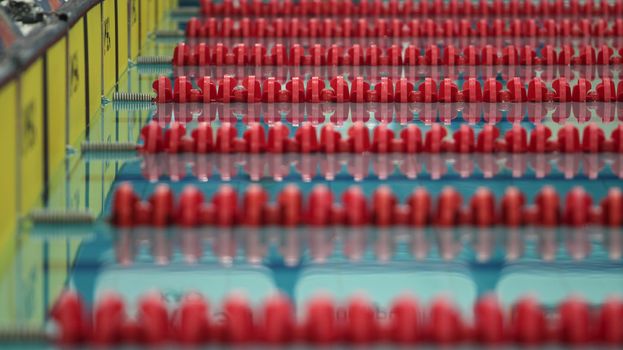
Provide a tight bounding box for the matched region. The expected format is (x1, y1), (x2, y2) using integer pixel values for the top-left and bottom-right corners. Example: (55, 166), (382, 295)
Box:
(29, 210), (95, 225)
(136, 56), (172, 65)
(0, 327), (50, 342)
(154, 29), (184, 38)
(112, 92), (154, 102)
(81, 142), (138, 153)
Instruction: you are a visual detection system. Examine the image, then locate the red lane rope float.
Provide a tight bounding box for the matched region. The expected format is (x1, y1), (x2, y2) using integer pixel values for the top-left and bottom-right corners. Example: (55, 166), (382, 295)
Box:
(198, 0), (623, 18)
(185, 17), (623, 38)
(52, 290), (623, 346)
(153, 75), (623, 104)
(137, 153), (623, 182)
(172, 42), (623, 67)
(138, 121), (623, 155)
(110, 183), (623, 228)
